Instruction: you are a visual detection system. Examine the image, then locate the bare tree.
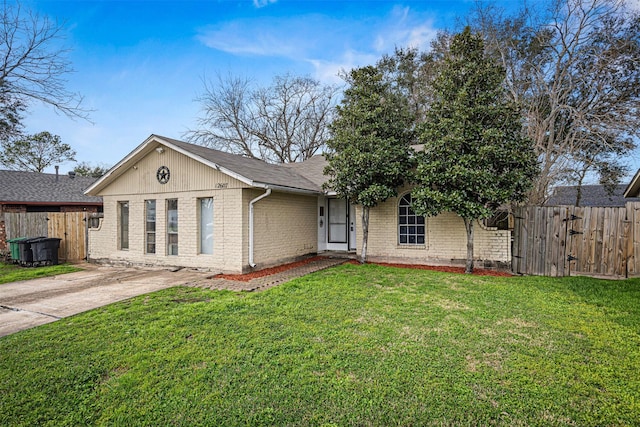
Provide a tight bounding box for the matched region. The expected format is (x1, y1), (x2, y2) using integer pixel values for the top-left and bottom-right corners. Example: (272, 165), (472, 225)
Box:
(471, 0), (640, 204)
(0, 1), (87, 126)
(186, 73), (339, 163)
(0, 91), (25, 141)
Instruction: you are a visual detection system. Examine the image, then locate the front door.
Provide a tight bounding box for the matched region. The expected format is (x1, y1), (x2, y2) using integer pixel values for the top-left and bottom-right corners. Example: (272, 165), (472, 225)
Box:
(324, 198), (355, 252)
(328, 198), (348, 246)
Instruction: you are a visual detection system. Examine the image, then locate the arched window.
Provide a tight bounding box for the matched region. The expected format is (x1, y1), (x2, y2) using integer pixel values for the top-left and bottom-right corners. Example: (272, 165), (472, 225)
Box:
(398, 193), (425, 245)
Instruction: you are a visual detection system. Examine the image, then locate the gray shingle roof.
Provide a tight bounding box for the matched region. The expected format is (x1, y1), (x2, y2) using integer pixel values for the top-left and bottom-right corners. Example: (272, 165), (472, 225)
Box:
(281, 154), (328, 188)
(0, 170), (103, 204)
(546, 184), (640, 207)
(161, 136), (323, 192)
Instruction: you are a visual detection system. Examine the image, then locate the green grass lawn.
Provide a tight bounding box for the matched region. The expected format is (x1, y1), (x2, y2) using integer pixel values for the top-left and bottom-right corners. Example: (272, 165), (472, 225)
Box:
(0, 262), (82, 285)
(1, 264), (639, 426)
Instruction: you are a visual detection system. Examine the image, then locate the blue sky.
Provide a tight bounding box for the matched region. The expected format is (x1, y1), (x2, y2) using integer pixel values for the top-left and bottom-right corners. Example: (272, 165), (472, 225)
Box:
(18, 0), (639, 175)
(15, 0), (503, 172)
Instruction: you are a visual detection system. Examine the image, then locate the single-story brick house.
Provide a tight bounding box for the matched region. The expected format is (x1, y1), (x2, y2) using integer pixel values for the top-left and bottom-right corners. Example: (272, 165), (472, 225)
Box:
(85, 134), (511, 273)
(0, 169), (103, 253)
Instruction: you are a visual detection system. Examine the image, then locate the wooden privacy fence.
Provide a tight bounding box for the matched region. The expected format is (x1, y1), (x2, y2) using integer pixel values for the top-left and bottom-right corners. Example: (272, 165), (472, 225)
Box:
(512, 203), (640, 278)
(4, 212), (48, 240)
(5, 212), (88, 263)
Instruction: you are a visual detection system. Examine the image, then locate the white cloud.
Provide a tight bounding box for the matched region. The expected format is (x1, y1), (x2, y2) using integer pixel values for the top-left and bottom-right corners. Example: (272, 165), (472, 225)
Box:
(197, 6), (439, 83)
(197, 18), (309, 57)
(253, 0), (277, 8)
(374, 6), (438, 52)
(307, 50), (379, 85)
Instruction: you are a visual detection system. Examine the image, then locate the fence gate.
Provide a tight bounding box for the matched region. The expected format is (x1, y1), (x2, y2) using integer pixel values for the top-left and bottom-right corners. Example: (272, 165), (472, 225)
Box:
(513, 205), (634, 278)
(47, 212), (88, 263)
(4, 212), (87, 263)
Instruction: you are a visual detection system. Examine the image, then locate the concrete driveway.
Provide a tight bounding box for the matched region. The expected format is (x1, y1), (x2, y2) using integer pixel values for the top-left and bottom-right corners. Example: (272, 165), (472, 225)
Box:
(0, 264), (209, 338)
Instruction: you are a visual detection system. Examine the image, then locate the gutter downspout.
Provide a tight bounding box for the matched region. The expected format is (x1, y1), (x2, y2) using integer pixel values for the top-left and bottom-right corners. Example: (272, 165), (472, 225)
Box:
(249, 188), (272, 268)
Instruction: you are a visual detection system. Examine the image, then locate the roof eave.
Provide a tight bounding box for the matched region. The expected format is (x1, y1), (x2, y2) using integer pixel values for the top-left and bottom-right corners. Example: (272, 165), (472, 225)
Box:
(85, 135), (259, 195)
(85, 134), (326, 196)
(624, 169), (640, 198)
(0, 201), (103, 206)
(252, 181), (322, 195)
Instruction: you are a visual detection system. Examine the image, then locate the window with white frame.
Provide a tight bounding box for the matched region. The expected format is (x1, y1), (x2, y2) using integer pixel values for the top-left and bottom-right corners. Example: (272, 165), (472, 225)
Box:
(167, 199), (178, 255)
(145, 200), (156, 254)
(199, 197), (213, 254)
(119, 201), (129, 250)
(398, 193), (425, 245)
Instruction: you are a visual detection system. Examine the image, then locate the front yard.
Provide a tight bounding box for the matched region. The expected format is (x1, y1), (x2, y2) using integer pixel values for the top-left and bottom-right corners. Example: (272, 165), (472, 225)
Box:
(1, 264), (639, 426)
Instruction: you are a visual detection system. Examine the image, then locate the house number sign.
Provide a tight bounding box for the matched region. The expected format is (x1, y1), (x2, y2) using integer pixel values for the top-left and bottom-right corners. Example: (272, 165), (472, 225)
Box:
(156, 166), (170, 184)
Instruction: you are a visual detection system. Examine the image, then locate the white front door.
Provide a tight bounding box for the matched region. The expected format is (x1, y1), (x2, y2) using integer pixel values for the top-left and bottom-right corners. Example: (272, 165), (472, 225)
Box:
(322, 198), (354, 252)
(328, 198), (347, 245)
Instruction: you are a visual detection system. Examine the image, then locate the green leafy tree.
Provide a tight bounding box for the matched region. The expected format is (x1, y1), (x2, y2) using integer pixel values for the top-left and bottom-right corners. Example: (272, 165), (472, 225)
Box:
(324, 66), (415, 263)
(374, 33), (454, 126)
(412, 27), (538, 273)
(73, 161), (110, 178)
(0, 131), (75, 172)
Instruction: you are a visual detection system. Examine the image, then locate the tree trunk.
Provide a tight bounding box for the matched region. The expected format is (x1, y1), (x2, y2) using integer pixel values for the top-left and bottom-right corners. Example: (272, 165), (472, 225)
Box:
(360, 206), (369, 264)
(463, 218), (474, 274)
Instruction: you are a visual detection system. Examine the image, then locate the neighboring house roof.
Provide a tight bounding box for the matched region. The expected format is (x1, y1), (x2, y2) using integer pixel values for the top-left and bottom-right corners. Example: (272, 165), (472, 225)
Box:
(86, 135), (324, 196)
(546, 184), (640, 207)
(0, 169), (102, 205)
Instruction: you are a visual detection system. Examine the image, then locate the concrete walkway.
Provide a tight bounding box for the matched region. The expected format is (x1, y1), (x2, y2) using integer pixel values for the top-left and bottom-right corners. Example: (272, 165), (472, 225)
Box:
(190, 257), (348, 292)
(0, 256), (348, 337)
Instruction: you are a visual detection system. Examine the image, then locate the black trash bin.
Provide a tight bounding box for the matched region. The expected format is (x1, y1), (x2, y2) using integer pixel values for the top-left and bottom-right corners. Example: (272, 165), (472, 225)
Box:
(16, 237), (45, 266)
(29, 237), (62, 266)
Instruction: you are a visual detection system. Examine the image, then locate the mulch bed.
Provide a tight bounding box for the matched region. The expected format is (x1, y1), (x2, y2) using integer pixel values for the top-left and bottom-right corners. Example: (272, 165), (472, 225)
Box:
(366, 261), (512, 277)
(214, 256), (325, 282)
(215, 256), (511, 282)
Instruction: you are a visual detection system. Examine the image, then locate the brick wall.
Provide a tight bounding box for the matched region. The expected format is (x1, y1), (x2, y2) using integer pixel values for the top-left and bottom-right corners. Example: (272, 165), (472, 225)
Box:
(357, 187), (511, 267)
(90, 189), (319, 274)
(247, 189), (317, 269)
(89, 189), (245, 273)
